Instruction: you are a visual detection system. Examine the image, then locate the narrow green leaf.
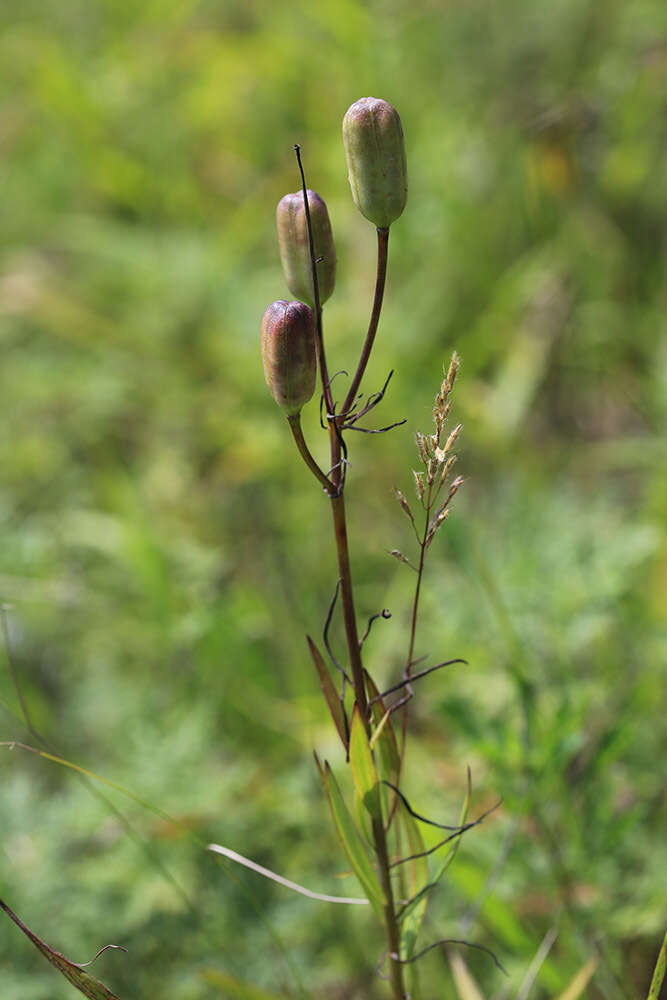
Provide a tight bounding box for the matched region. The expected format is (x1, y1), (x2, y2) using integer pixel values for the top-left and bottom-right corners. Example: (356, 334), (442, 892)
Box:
(349, 705), (382, 820)
(397, 801), (429, 959)
(448, 949), (486, 1000)
(307, 636), (347, 749)
(554, 956), (598, 1000)
(354, 789), (374, 848)
(318, 761), (385, 918)
(430, 767), (471, 886)
(0, 899), (123, 1000)
(407, 961), (423, 1000)
(647, 932), (667, 1000)
(364, 670), (400, 817)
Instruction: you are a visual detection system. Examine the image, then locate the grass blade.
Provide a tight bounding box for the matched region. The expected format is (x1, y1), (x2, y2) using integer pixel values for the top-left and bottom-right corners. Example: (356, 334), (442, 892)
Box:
(554, 956), (598, 1000)
(647, 933), (666, 1000)
(448, 949), (486, 1000)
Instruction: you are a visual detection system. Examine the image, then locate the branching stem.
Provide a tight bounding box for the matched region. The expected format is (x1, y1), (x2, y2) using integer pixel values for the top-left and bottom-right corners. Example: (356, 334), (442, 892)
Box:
(295, 146), (404, 997)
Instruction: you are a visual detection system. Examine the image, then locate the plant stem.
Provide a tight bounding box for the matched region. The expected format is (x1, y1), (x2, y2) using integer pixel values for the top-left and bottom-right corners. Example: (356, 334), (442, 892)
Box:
(341, 227), (390, 417)
(293, 148), (402, 996)
(398, 481), (434, 769)
(287, 415), (335, 494)
(330, 492), (367, 713)
(330, 491), (405, 999)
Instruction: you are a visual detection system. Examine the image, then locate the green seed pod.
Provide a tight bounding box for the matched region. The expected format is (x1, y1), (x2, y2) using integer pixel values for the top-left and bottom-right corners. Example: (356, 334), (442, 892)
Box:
(261, 300), (317, 416)
(276, 190), (336, 307)
(342, 97), (407, 229)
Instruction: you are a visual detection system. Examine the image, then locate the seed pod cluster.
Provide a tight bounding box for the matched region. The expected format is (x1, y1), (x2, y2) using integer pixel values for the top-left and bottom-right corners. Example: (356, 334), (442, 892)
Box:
(260, 300), (317, 416)
(342, 97), (407, 229)
(276, 190), (336, 307)
(263, 97), (407, 416)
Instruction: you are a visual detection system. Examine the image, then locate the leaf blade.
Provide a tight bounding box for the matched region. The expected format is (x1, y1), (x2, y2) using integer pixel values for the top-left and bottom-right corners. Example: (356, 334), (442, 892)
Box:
(430, 768), (472, 886)
(317, 758), (385, 918)
(349, 705), (382, 820)
(307, 636), (347, 749)
(0, 899), (122, 1000)
(364, 670), (400, 817)
(397, 801), (430, 959)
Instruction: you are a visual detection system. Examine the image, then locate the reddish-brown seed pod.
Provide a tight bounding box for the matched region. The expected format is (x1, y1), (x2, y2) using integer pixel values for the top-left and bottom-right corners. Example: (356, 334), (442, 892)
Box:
(342, 97), (407, 229)
(276, 190), (336, 307)
(261, 300), (317, 416)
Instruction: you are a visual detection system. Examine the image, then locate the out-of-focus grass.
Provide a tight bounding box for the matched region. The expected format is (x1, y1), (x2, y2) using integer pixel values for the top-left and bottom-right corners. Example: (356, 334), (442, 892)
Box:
(1, 1), (665, 997)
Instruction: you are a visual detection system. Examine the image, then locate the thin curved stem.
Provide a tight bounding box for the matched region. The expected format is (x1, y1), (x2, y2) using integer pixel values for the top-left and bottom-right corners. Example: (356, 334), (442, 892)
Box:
(287, 414), (335, 494)
(398, 483), (433, 767)
(341, 227), (390, 416)
(294, 145), (334, 418)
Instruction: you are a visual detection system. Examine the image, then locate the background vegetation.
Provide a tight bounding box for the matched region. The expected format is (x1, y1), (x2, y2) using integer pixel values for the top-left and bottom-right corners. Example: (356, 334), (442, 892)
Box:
(1, 0), (665, 997)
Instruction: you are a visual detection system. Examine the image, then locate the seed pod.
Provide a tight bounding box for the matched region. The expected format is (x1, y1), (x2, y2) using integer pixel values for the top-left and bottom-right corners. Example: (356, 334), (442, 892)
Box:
(276, 190), (336, 307)
(261, 300), (317, 416)
(342, 97), (407, 229)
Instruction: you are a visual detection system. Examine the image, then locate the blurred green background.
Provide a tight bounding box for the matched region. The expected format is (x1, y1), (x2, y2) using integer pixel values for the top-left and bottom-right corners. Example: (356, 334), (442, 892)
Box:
(1, 0), (666, 997)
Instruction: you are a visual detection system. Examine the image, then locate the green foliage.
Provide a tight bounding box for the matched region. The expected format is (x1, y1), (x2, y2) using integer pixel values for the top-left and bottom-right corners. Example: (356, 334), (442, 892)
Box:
(316, 757), (385, 919)
(1, 0), (665, 996)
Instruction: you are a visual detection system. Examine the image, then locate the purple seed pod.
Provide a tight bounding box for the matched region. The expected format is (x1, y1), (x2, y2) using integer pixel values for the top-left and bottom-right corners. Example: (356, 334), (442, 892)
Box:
(261, 300), (317, 416)
(342, 97), (407, 229)
(276, 190), (336, 307)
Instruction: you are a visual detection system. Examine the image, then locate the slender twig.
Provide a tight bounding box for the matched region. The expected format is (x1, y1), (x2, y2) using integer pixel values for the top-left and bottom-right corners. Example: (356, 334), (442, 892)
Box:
(391, 938), (507, 976)
(341, 227), (390, 416)
(346, 418), (407, 435)
(343, 370), (396, 426)
(382, 781), (472, 831)
(389, 799), (502, 868)
(397, 475), (436, 775)
(322, 579), (350, 683)
(359, 608), (392, 647)
(370, 658), (467, 705)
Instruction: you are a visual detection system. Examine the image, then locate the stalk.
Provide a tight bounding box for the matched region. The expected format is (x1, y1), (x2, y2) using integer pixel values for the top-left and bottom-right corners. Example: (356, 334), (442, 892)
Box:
(341, 227), (390, 417)
(293, 143), (405, 998)
(287, 415), (335, 494)
(330, 491), (405, 999)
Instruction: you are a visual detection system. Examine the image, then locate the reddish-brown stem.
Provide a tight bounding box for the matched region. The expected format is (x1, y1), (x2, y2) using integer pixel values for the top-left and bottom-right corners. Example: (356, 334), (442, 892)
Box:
(330, 493), (367, 714)
(399, 480), (434, 768)
(330, 492), (405, 999)
(341, 227), (390, 417)
(293, 148), (403, 997)
(287, 415), (335, 495)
